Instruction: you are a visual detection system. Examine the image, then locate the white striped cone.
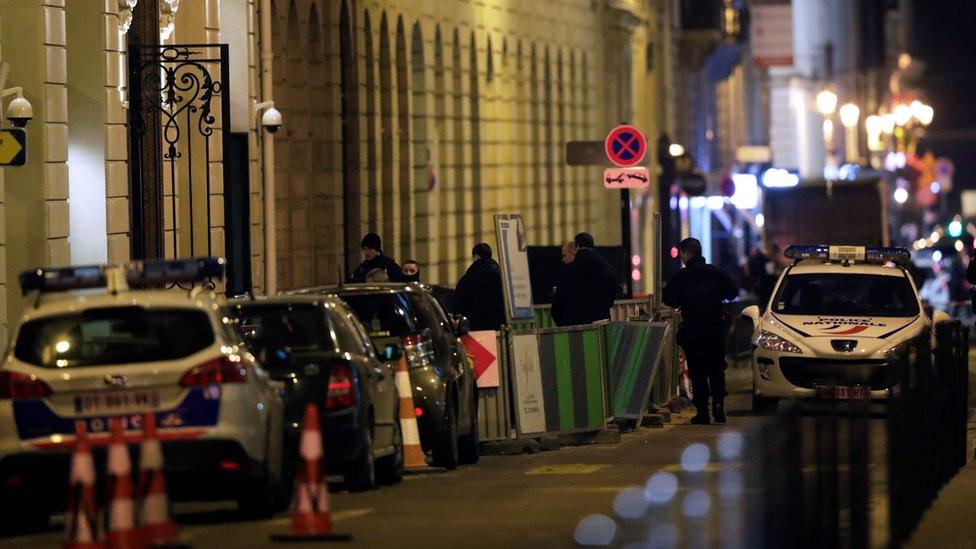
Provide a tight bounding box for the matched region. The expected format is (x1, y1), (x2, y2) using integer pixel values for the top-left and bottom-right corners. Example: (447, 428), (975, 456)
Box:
(394, 356), (426, 468)
(106, 418), (143, 549)
(65, 421), (103, 549)
(138, 415), (179, 545)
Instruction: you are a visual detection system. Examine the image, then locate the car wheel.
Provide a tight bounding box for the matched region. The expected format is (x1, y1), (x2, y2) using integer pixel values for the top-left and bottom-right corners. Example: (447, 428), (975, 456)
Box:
(238, 467), (276, 520)
(377, 419), (404, 485)
(344, 427), (377, 492)
(752, 393), (778, 414)
(458, 389), (480, 465)
(432, 398), (459, 470)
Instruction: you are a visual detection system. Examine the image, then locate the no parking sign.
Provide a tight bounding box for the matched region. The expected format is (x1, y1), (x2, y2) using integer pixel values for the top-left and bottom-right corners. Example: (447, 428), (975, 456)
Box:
(604, 125), (647, 167)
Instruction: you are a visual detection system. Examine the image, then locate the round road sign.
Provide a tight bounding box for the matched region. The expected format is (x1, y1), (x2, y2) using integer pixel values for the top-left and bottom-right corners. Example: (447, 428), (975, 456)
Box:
(605, 125), (647, 167)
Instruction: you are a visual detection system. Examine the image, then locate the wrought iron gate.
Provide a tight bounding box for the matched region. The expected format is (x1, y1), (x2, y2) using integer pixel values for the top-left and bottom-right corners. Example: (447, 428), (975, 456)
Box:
(128, 44), (251, 294)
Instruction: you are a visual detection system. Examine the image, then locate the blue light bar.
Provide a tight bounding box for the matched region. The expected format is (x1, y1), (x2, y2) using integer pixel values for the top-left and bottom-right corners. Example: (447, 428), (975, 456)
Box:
(127, 257), (225, 286)
(784, 245), (910, 265)
(19, 265), (106, 295)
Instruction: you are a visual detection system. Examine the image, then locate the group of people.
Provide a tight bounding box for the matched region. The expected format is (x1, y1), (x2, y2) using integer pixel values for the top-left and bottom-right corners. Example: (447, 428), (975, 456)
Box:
(349, 230), (734, 427)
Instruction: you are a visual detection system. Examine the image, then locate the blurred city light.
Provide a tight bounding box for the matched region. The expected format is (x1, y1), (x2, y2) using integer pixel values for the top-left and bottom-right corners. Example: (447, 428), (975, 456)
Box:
(948, 220), (963, 238)
(668, 143), (685, 157)
(893, 188), (908, 204)
(706, 196), (726, 210)
(933, 250), (943, 262)
(815, 89), (838, 116)
(930, 181), (941, 194)
(681, 443), (711, 472)
(880, 113), (896, 134)
(613, 487), (650, 519)
(682, 490), (712, 518)
(644, 471), (679, 504)
(730, 174), (759, 209)
(893, 104), (912, 126)
(755, 213), (765, 228)
(716, 431), (745, 460)
(955, 240), (964, 252)
(761, 168), (799, 188)
(574, 515), (618, 546)
(839, 103), (860, 128)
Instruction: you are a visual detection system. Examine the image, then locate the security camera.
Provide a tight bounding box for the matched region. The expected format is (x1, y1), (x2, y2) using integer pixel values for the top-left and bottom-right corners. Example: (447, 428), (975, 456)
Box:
(6, 96), (32, 128)
(261, 106), (282, 134)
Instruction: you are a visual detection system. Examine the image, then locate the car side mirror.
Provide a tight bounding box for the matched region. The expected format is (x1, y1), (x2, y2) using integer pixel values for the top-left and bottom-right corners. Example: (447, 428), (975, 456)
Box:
(933, 310), (951, 325)
(384, 343), (403, 361)
(449, 313), (471, 336)
(742, 305), (761, 325)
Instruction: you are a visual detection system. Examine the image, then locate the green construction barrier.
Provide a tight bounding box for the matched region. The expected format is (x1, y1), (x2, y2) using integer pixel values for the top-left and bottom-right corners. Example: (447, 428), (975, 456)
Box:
(605, 322), (670, 420)
(509, 325), (608, 435)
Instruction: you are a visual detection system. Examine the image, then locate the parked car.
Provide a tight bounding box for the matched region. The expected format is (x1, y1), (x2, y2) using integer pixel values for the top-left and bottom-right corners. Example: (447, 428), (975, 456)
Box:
(292, 283), (479, 469)
(228, 295), (403, 491)
(0, 259), (286, 533)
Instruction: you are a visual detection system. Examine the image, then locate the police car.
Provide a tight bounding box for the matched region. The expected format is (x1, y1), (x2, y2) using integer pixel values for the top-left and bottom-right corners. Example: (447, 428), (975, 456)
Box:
(743, 245), (950, 411)
(0, 258), (285, 530)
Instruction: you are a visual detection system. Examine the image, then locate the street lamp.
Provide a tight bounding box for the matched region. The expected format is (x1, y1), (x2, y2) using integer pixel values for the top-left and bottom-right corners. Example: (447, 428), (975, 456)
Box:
(893, 103), (913, 127)
(865, 115), (883, 153)
(915, 103), (934, 126)
(816, 89), (838, 116)
(839, 103), (860, 162)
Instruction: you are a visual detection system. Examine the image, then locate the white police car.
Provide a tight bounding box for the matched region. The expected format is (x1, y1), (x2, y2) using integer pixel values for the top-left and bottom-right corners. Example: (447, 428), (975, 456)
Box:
(743, 245), (949, 411)
(0, 258), (285, 531)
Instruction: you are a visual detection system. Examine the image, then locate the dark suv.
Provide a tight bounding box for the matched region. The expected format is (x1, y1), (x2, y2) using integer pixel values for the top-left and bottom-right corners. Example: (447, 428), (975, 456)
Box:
(293, 284), (479, 469)
(229, 295), (403, 491)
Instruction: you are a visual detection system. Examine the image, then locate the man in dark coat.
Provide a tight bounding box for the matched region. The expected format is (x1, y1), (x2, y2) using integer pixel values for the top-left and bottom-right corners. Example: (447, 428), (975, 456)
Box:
(551, 233), (617, 327)
(454, 243), (506, 331)
(662, 237), (739, 425)
(349, 233), (402, 283)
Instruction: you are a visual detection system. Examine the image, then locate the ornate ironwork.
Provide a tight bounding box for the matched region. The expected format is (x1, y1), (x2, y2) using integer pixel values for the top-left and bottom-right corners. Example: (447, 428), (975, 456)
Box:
(128, 44), (251, 294)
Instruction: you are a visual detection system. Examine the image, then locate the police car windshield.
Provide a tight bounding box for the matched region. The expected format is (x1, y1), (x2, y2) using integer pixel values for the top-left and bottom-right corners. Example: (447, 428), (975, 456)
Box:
(774, 273), (919, 317)
(14, 307), (214, 368)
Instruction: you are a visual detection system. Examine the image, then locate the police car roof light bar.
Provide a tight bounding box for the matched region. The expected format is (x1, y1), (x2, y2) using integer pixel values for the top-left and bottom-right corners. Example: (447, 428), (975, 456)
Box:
(126, 257), (225, 287)
(783, 245), (911, 265)
(18, 265), (107, 296)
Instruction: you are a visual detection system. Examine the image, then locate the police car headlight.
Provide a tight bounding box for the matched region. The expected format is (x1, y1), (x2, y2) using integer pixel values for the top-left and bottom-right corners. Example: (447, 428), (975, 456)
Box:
(757, 330), (802, 354)
(885, 340), (917, 362)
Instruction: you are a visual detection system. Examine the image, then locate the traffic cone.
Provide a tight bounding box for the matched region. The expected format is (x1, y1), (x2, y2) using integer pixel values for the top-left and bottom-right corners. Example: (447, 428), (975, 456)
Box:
(106, 417), (144, 549)
(137, 414), (182, 547)
(395, 356), (427, 469)
(271, 404), (351, 542)
(65, 421), (103, 549)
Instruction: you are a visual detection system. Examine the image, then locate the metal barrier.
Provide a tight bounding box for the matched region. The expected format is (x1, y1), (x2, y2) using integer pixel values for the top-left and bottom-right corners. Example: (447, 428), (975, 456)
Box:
(529, 296), (655, 330)
(605, 321), (671, 420)
(475, 331), (514, 442)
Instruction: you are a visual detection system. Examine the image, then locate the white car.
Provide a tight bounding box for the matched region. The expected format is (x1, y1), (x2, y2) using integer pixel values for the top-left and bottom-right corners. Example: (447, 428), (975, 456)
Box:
(0, 258), (285, 532)
(743, 245), (949, 411)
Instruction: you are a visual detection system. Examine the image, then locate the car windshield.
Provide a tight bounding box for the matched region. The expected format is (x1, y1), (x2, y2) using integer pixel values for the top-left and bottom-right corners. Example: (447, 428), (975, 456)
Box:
(774, 273), (920, 317)
(233, 304), (332, 354)
(341, 292), (418, 337)
(14, 306), (214, 367)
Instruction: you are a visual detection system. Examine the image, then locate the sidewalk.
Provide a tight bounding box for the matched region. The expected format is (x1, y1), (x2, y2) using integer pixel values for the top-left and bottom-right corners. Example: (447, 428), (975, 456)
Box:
(907, 463), (976, 548)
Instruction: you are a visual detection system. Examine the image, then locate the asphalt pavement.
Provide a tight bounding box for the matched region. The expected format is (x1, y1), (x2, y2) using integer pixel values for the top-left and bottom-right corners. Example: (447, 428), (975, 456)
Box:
(0, 366), (892, 548)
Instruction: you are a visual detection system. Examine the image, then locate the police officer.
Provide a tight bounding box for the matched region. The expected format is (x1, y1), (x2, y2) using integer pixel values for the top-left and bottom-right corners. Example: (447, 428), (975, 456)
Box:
(663, 238), (739, 424)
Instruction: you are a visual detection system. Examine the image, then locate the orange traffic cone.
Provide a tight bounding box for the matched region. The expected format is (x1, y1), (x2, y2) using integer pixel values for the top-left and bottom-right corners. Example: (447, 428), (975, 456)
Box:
(395, 356), (426, 469)
(65, 421), (103, 549)
(106, 418), (144, 549)
(272, 404), (351, 542)
(137, 414), (182, 546)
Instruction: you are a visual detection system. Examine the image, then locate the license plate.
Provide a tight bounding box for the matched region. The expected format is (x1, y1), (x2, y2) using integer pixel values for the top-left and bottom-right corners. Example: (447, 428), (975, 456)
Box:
(74, 390), (161, 415)
(816, 385), (870, 400)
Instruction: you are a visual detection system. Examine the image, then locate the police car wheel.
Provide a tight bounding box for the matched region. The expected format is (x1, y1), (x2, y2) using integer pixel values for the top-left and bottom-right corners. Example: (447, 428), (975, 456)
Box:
(344, 426), (377, 492)
(237, 466), (276, 519)
(377, 418), (404, 485)
(752, 394), (778, 414)
(458, 388), (480, 465)
(432, 397), (459, 470)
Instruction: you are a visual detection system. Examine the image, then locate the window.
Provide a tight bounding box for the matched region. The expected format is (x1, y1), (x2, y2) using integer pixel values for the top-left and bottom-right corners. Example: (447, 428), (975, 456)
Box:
(330, 311), (365, 353)
(234, 304), (334, 356)
(774, 273), (920, 317)
(341, 292), (419, 337)
(15, 307), (214, 368)
(408, 292), (449, 336)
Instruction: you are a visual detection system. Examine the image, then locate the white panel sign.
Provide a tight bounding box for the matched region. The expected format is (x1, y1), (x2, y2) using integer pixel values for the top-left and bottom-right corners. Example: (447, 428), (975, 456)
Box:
(511, 334), (545, 435)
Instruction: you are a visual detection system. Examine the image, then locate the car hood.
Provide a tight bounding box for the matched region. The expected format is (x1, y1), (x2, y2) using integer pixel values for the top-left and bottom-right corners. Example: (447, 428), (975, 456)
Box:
(770, 314), (920, 339)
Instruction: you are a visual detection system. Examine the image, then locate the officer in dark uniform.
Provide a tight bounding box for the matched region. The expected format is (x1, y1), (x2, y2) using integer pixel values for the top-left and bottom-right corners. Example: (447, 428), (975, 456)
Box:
(662, 238), (739, 424)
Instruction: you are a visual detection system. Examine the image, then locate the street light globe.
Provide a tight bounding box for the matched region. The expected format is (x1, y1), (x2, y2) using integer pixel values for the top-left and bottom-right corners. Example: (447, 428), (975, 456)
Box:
(893, 103), (913, 126)
(880, 113), (896, 134)
(865, 115), (883, 136)
(816, 89), (838, 116)
(916, 104), (934, 126)
(839, 103), (860, 128)
(668, 143), (685, 157)
(893, 187), (909, 204)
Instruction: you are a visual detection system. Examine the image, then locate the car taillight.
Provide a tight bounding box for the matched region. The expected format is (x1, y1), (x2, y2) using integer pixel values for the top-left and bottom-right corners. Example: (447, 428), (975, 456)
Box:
(0, 371), (53, 399)
(179, 356), (248, 387)
(402, 334), (434, 369)
(325, 363), (356, 411)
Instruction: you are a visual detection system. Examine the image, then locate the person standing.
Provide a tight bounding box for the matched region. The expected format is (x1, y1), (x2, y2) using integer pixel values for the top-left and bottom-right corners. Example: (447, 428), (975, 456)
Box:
(349, 233), (402, 283)
(551, 233), (617, 326)
(561, 241), (577, 264)
(454, 243), (506, 331)
(662, 237), (739, 425)
(402, 260), (421, 283)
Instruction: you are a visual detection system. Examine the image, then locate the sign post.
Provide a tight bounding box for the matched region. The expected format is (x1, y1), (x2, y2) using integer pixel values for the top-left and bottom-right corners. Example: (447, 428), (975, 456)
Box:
(494, 213), (534, 323)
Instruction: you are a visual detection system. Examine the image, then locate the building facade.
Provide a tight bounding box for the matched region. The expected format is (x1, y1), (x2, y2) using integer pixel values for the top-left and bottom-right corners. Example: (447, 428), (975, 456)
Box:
(0, 0), (671, 339)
